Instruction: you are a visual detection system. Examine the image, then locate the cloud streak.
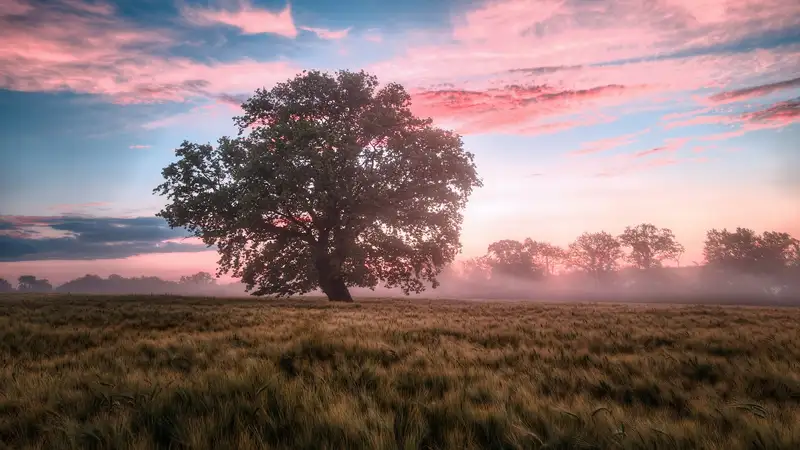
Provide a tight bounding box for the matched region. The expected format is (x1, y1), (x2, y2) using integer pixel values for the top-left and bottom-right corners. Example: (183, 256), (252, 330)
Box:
(0, 0), (301, 103)
(0, 216), (207, 261)
(181, 0), (297, 37)
(300, 26), (352, 40)
(708, 76), (800, 104)
(410, 84), (650, 134)
(570, 129), (650, 156)
(369, 0), (800, 135)
(742, 98), (800, 125)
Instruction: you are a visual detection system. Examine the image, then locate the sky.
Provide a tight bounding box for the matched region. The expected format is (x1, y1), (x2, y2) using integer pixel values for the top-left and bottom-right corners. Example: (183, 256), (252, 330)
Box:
(0, 0), (799, 285)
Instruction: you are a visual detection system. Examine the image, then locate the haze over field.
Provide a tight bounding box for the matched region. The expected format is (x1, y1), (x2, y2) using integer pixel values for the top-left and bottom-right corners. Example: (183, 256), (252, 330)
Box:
(1, 0), (799, 290)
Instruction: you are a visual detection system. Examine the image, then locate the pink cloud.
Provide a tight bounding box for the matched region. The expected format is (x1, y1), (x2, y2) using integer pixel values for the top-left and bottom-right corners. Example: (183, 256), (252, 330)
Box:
(363, 29), (383, 43)
(742, 98), (800, 125)
(693, 98), (800, 140)
(0, 1), (302, 103)
(373, 0), (800, 82)
(59, 0), (115, 16)
(631, 138), (688, 158)
(663, 114), (734, 129)
(515, 113), (616, 136)
(1, 0), (33, 15)
(570, 129), (650, 156)
(129, 144), (151, 149)
(708, 76), (800, 104)
(300, 26), (351, 40)
(410, 83), (652, 135)
(367, 0), (800, 134)
(692, 145), (714, 153)
(181, 0), (297, 37)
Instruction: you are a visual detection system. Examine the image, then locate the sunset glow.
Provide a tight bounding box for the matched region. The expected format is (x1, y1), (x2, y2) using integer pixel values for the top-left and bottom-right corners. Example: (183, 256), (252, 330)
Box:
(1, 0), (798, 284)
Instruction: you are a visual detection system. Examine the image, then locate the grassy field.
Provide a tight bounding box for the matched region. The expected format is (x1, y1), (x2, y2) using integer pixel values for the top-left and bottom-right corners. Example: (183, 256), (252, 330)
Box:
(1, 294), (799, 449)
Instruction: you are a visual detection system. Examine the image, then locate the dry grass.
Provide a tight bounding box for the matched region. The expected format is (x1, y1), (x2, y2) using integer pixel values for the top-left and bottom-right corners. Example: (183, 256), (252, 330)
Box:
(1, 294), (799, 449)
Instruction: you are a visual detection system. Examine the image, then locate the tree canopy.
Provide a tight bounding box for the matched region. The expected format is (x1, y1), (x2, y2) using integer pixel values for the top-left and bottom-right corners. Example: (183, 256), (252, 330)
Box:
(618, 223), (684, 270)
(484, 239), (541, 279)
(17, 275), (52, 293)
(180, 272), (217, 286)
(155, 70), (482, 301)
(524, 239), (566, 277)
(566, 232), (623, 282)
(704, 228), (798, 275)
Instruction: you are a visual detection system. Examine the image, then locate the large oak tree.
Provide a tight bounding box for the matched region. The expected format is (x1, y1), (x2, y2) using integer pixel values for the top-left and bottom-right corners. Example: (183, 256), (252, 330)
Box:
(154, 70), (482, 301)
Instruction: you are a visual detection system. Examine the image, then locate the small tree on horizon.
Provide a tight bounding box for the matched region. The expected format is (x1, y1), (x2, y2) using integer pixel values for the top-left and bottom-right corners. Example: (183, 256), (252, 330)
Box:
(619, 223), (684, 270)
(155, 70), (482, 302)
(704, 228), (798, 274)
(524, 239), (566, 276)
(17, 275), (52, 293)
(179, 271), (217, 286)
(0, 278), (13, 293)
(566, 232), (623, 283)
(484, 239), (543, 279)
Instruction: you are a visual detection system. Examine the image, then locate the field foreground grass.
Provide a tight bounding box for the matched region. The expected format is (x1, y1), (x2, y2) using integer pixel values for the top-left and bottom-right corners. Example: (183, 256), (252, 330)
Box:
(1, 294), (799, 450)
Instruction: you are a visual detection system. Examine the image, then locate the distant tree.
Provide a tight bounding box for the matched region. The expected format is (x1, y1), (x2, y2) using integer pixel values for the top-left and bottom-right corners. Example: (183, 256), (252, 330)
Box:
(618, 223), (684, 270)
(484, 239), (543, 279)
(703, 228), (797, 275)
(180, 271), (217, 286)
(17, 275), (52, 293)
(788, 240), (800, 268)
(0, 278), (13, 292)
(786, 240), (800, 292)
(704, 228), (760, 273)
(759, 231), (799, 273)
(56, 274), (106, 293)
(523, 239), (566, 276)
(459, 256), (492, 280)
(566, 232), (623, 282)
(155, 70), (481, 301)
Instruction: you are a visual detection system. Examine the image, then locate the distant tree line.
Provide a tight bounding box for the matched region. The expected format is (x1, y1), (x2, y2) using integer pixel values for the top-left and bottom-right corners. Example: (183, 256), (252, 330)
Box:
(457, 224), (799, 294)
(0, 272), (231, 295)
(1, 224), (798, 297)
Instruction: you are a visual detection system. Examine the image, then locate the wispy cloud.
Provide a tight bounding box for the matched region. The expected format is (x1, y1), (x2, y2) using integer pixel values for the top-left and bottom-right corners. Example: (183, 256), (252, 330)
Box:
(181, 0), (297, 37)
(631, 138), (689, 158)
(663, 114), (733, 129)
(129, 144), (151, 149)
(410, 84), (649, 134)
(0, 0), (301, 103)
(59, 0), (114, 16)
(570, 129), (650, 156)
(299, 26), (351, 40)
(368, 0), (800, 135)
(0, 216), (207, 261)
(0, 0), (33, 15)
(742, 98), (800, 125)
(708, 77), (800, 104)
(363, 29), (383, 43)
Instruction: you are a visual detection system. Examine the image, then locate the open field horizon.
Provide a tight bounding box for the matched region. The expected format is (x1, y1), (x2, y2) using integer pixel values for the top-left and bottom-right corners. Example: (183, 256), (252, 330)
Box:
(2, 294), (799, 449)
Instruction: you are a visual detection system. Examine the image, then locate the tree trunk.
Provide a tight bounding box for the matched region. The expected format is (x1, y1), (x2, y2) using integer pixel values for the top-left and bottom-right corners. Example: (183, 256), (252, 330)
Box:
(320, 276), (353, 302)
(315, 255), (354, 302)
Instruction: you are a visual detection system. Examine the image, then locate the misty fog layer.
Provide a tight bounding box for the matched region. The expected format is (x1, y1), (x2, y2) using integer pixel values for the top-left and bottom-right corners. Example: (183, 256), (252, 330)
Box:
(2, 266), (798, 307)
(3, 225), (798, 305)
